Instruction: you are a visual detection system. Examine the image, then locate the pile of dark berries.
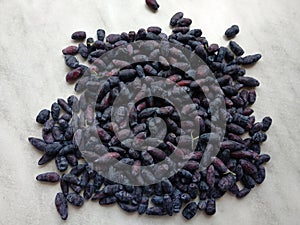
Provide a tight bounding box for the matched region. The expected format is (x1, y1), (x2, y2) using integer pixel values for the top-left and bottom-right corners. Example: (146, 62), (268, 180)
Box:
(29, 12), (272, 220)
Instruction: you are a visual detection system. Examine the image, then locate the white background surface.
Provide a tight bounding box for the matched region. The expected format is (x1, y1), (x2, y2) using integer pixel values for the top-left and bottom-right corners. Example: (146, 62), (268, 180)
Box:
(0, 0), (299, 224)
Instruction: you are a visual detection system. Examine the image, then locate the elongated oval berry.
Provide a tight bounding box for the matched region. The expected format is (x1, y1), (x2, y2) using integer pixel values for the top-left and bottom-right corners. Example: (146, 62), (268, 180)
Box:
(106, 34), (121, 44)
(182, 202), (198, 220)
(226, 123), (245, 135)
(146, 206), (166, 215)
(237, 76), (260, 87)
(237, 54), (262, 65)
(218, 174), (236, 191)
(55, 193), (68, 220)
(177, 18), (192, 27)
(147, 26), (162, 35)
(212, 157), (228, 173)
(71, 31), (86, 41)
(207, 43), (219, 53)
(65, 55), (79, 69)
(162, 194), (173, 216)
(188, 29), (202, 37)
(229, 41), (244, 56)
(231, 150), (258, 159)
(256, 154), (271, 166)
(233, 113), (250, 128)
(161, 179), (173, 194)
(67, 193), (84, 207)
(63, 174), (80, 185)
(220, 140), (244, 151)
(91, 190), (105, 201)
(78, 43), (89, 58)
(36, 109), (50, 124)
(115, 191), (133, 203)
(97, 29), (105, 41)
(236, 188), (251, 198)
(38, 153), (55, 165)
(225, 25), (239, 38)
(170, 12), (184, 27)
(248, 89), (257, 104)
(252, 131), (267, 143)
(103, 184), (123, 195)
(147, 147), (166, 161)
(206, 165), (215, 188)
(42, 129), (54, 143)
(43, 119), (55, 132)
(118, 202), (138, 212)
(222, 85), (239, 96)
(229, 183), (239, 195)
(205, 199), (216, 215)
(240, 159), (258, 175)
(253, 166), (266, 184)
(119, 69), (137, 82)
(28, 137), (47, 152)
(52, 126), (64, 141)
(138, 196), (149, 215)
(183, 160), (199, 172)
(66, 67), (82, 83)
(187, 183), (198, 199)
(262, 116), (272, 132)
(241, 175), (256, 189)
(145, 0), (159, 11)
(57, 98), (73, 115)
(62, 46), (78, 55)
(51, 102), (60, 121)
(172, 27), (190, 34)
(56, 155), (68, 172)
(60, 177), (69, 196)
(99, 196), (117, 205)
(36, 172), (60, 183)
